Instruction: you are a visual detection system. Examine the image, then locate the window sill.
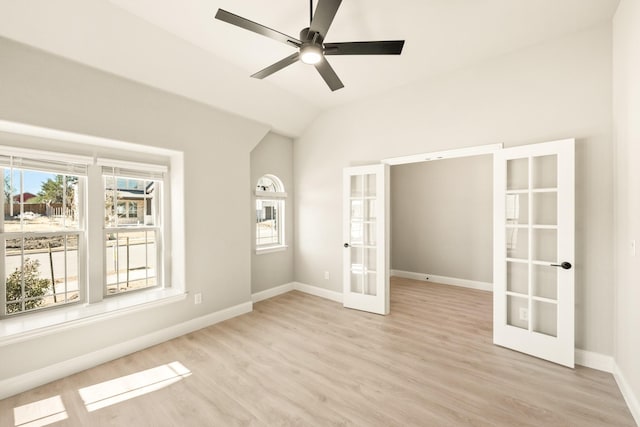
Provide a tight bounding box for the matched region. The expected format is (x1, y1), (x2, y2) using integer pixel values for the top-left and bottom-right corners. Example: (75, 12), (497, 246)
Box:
(256, 245), (288, 255)
(0, 288), (186, 347)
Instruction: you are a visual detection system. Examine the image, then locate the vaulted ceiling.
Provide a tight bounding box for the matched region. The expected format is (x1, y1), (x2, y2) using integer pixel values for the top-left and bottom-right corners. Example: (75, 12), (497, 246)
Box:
(0, 0), (620, 137)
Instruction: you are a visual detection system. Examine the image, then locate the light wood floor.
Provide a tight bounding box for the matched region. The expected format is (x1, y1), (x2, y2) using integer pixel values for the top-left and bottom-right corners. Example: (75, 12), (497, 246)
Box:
(0, 277), (635, 426)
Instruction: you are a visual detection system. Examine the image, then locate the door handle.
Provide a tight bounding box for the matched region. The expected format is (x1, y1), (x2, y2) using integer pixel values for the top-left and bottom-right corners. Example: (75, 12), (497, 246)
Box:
(551, 262), (572, 270)
(344, 243), (349, 248)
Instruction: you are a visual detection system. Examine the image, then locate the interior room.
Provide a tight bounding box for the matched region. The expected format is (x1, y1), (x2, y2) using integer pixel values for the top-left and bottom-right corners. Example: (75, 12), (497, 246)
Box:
(390, 155), (493, 291)
(0, 0), (638, 425)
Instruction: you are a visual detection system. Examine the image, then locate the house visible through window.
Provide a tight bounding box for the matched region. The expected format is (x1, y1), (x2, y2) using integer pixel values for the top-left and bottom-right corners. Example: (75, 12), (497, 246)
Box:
(0, 146), (168, 318)
(1, 156), (86, 314)
(255, 175), (286, 251)
(103, 165), (163, 295)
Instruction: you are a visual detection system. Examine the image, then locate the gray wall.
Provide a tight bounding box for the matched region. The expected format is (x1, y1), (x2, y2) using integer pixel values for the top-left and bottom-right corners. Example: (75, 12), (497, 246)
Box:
(391, 155), (493, 283)
(294, 24), (614, 355)
(251, 132), (294, 294)
(0, 37), (270, 380)
(613, 0), (640, 416)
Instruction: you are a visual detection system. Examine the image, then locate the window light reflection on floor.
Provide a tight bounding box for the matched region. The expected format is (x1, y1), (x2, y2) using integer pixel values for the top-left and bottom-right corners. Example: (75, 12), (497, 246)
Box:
(78, 361), (191, 412)
(13, 395), (68, 427)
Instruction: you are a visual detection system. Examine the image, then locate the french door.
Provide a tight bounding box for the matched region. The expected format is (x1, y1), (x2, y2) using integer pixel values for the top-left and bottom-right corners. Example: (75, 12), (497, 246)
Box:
(493, 139), (575, 367)
(342, 164), (389, 315)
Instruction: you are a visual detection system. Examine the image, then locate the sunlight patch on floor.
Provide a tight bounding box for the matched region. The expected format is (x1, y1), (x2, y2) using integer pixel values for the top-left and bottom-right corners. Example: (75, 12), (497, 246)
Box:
(78, 361), (191, 412)
(13, 395), (68, 427)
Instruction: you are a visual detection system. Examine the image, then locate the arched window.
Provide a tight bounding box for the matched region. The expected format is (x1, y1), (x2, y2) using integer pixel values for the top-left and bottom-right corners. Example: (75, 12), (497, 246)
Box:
(255, 175), (286, 251)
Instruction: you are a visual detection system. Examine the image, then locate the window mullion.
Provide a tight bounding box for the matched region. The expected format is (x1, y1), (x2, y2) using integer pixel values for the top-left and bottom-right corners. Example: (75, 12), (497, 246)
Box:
(86, 164), (105, 304)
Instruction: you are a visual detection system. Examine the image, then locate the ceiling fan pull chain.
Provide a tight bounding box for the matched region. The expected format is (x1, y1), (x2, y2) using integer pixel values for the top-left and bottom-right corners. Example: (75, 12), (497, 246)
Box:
(310, 0), (313, 26)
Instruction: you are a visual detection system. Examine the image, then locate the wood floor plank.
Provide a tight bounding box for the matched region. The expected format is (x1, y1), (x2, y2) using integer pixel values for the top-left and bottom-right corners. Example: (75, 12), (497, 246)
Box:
(0, 277), (635, 426)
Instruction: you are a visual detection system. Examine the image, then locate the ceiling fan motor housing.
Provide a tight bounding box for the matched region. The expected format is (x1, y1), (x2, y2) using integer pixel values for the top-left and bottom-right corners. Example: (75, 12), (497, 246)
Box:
(300, 28), (323, 47)
(299, 27), (325, 64)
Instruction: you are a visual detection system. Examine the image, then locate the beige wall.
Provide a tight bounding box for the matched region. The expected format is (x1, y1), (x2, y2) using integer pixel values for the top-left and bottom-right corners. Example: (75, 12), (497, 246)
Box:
(294, 24), (614, 355)
(613, 0), (640, 419)
(391, 155), (493, 283)
(251, 133), (295, 294)
(0, 37), (269, 380)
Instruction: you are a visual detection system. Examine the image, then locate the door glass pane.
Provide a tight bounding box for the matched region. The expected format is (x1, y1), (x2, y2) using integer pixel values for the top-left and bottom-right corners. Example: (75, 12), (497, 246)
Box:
(350, 272), (363, 293)
(364, 272), (377, 296)
(533, 301), (557, 337)
(506, 194), (528, 224)
(507, 158), (528, 190)
(351, 247), (363, 272)
(365, 199), (376, 221)
(507, 295), (528, 330)
(350, 175), (363, 197)
(365, 248), (377, 272)
(365, 174), (376, 197)
(533, 265), (557, 300)
(506, 228), (528, 259)
(533, 229), (556, 262)
(532, 192), (557, 226)
(507, 262), (528, 294)
(533, 155), (557, 188)
(351, 200), (363, 220)
(350, 222), (363, 245)
(364, 223), (376, 246)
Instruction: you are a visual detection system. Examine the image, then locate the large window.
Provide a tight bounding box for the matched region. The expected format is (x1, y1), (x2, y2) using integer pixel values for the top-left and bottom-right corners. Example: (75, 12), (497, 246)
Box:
(0, 147), (168, 318)
(255, 175), (286, 251)
(1, 155), (86, 315)
(103, 165), (163, 295)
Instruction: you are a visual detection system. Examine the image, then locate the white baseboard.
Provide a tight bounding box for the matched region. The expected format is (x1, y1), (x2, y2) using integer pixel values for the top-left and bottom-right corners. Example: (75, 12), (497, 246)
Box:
(252, 283), (295, 303)
(293, 282), (343, 303)
(614, 362), (640, 426)
(575, 349), (614, 372)
(0, 301), (252, 400)
(391, 269), (493, 292)
(251, 282), (342, 304)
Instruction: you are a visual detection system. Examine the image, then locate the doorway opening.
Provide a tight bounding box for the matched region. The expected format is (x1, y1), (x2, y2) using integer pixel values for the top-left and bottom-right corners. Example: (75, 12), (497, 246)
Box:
(383, 143), (501, 293)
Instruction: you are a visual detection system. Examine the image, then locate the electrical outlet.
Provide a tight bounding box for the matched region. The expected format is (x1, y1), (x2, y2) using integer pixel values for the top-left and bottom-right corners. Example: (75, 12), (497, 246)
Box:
(324, 271), (330, 280)
(519, 307), (528, 321)
(194, 293), (202, 305)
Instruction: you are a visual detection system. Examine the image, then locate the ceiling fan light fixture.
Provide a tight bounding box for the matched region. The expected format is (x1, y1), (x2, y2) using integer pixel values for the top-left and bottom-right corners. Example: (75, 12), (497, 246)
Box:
(300, 44), (323, 65)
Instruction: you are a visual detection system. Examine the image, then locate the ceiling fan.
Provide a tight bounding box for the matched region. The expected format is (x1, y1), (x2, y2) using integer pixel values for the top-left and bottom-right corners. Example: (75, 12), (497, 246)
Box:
(215, 0), (405, 91)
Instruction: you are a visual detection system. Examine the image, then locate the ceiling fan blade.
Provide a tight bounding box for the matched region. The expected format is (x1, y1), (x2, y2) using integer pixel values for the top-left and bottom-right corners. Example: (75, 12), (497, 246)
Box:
(314, 58), (344, 91)
(324, 40), (405, 55)
(251, 53), (300, 79)
(309, 0), (342, 38)
(215, 9), (301, 47)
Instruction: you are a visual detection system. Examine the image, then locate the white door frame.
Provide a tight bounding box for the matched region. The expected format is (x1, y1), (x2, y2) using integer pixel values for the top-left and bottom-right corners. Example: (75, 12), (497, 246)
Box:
(376, 140), (575, 367)
(382, 143), (503, 165)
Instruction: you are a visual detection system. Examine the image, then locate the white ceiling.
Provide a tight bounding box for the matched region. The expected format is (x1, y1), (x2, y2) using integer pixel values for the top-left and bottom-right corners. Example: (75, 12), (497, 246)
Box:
(0, 0), (620, 137)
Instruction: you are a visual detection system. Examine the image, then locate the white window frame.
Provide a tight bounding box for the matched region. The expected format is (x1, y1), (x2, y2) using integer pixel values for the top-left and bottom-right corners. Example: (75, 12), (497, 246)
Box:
(0, 120), (185, 344)
(100, 160), (166, 297)
(255, 175), (287, 253)
(0, 149), (90, 316)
